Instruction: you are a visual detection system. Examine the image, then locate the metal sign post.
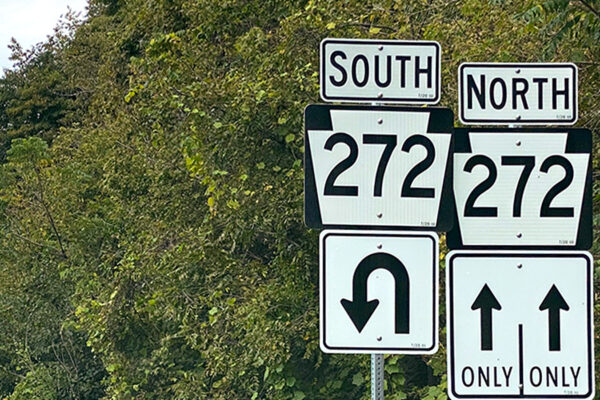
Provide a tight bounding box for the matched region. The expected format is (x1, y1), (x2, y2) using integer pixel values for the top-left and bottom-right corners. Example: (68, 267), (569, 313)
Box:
(370, 93), (385, 400)
(310, 39), (447, 400)
(371, 353), (384, 400)
(450, 62), (595, 400)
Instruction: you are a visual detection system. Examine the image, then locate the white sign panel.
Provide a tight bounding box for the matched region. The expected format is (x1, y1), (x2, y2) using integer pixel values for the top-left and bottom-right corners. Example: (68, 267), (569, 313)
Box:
(447, 251), (594, 400)
(459, 63), (577, 125)
(320, 230), (438, 354)
(305, 104), (454, 231)
(447, 128), (592, 249)
(320, 38), (441, 104)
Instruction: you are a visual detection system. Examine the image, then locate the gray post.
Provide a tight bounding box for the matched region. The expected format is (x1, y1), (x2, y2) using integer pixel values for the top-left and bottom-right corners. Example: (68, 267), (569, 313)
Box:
(371, 353), (384, 400)
(370, 98), (385, 400)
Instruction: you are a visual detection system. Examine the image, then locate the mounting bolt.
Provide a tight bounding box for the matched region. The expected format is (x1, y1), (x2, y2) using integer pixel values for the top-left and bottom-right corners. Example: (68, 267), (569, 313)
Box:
(377, 213), (383, 218)
(377, 92), (383, 98)
(517, 263), (523, 269)
(378, 45), (384, 51)
(516, 141), (522, 146)
(377, 118), (383, 124)
(517, 233), (523, 238)
(377, 336), (382, 341)
(377, 244), (382, 249)
(516, 69), (521, 74)
(516, 115), (522, 121)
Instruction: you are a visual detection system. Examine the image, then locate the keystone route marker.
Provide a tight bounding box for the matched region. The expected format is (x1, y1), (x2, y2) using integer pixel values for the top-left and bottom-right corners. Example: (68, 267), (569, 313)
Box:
(447, 127), (592, 250)
(304, 104), (454, 231)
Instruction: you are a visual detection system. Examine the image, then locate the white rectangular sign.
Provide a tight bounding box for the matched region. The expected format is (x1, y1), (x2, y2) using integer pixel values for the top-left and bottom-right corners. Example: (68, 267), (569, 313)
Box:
(320, 38), (441, 104)
(459, 63), (577, 125)
(304, 104), (454, 231)
(447, 128), (592, 249)
(447, 251), (594, 400)
(320, 230), (438, 354)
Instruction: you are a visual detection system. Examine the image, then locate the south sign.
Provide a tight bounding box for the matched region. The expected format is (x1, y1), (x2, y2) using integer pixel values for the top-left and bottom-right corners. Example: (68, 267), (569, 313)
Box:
(320, 39), (441, 104)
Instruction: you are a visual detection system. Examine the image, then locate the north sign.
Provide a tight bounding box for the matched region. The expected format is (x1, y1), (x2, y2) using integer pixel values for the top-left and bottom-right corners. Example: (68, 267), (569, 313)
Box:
(447, 251), (594, 399)
(320, 230), (438, 354)
(320, 38), (441, 104)
(459, 63), (577, 125)
(304, 104), (454, 230)
(447, 128), (591, 250)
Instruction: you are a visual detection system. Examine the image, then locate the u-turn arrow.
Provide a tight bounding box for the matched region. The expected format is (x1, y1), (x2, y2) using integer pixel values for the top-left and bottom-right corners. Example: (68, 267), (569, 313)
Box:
(340, 252), (410, 334)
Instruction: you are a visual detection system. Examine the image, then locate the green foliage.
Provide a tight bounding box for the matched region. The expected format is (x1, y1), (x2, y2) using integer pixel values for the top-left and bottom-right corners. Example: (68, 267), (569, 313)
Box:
(0, 0), (598, 399)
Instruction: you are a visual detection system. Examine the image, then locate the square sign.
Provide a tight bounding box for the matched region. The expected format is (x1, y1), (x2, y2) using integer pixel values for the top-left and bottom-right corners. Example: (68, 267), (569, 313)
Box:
(447, 251), (594, 399)
(320, 38), (441, 104)
(459, 63), (577, 125)
(305, 104), (454, 231)
(447, 128), (592, 250)
(320, 230), (438, 354)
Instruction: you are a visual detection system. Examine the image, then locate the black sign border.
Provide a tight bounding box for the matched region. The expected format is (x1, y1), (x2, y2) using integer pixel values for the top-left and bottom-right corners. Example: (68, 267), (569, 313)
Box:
(447, 127), (592, 250)
(304, 104), (455, 232)
(320, 231), (438, 353)
(447, 251), (594, 399)
(320, 38), (441, 104)
(458, 63), (578, 125)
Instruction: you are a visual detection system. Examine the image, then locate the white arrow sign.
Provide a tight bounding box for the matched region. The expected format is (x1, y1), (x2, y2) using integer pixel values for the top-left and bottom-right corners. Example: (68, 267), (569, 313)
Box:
(320, 230), (438, 354)
(447, 251), (594, 400)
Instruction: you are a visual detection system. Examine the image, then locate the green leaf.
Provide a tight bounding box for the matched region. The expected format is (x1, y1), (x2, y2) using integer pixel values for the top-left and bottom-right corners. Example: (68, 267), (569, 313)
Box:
(293, 391), (305, 400)
(352, 372), (364, 385)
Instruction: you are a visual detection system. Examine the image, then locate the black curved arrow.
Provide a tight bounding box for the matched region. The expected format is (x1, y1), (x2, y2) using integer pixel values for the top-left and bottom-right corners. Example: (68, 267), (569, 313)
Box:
(471, 284), (502, 351)
(340, 252), (409, 334)
(539, 284), (569, 351)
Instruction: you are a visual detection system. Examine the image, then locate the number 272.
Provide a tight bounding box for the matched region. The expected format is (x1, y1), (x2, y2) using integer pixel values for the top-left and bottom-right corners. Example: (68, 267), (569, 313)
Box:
(324, 133), (436, 198)
(463, 155), (574, 218)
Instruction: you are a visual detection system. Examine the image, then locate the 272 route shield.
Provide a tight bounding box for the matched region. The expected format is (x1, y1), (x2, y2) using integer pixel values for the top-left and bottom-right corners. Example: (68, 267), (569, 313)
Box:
(305, 104), (454, 230)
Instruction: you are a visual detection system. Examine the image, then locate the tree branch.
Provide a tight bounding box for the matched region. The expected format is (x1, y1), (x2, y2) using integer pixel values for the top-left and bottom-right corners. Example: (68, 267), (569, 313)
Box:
(9, 230), (65, 257)
(578, 0), (600, 20)
(32, 166), (68, 259)
(339, 23), (396, 32)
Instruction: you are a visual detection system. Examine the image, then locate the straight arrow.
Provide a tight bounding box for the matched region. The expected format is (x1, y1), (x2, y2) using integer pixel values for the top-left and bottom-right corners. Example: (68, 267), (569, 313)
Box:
(340, 252), (409, 333)
(471, 284), (502, 351)
(539, 284), (569, 351)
